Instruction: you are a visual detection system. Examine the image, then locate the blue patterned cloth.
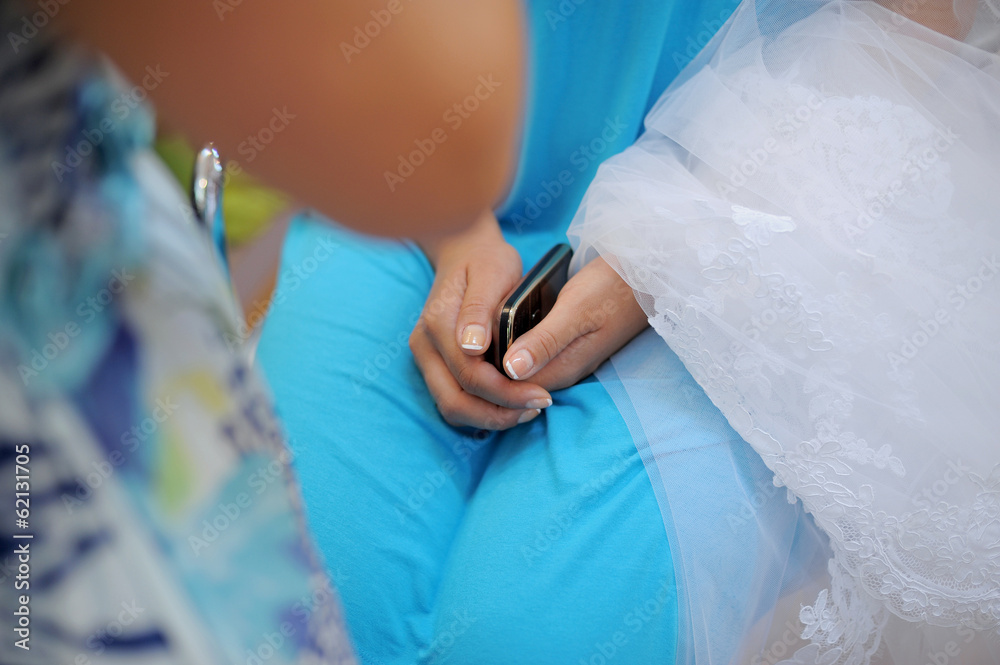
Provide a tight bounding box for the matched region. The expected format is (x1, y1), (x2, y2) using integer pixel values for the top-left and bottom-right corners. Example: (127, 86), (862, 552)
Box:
(0, 5), (356, 664)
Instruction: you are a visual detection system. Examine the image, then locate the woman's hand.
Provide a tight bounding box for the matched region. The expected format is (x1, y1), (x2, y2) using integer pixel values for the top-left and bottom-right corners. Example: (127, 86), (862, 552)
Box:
(501, 256), (648, 391)
(411, 212), (552, 430)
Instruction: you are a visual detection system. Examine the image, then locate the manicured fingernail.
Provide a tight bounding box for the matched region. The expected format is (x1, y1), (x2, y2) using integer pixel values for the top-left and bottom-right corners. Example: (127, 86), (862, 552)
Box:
(461, 324), (487, 350)
(505, 350), (533, 379)
(517, 408), (541, 424)
(525, 397), (552, 410)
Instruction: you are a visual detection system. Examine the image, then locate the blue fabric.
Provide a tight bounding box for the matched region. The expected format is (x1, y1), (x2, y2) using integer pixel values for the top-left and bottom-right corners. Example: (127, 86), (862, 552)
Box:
(257, 219), (677, 665)
(497, 0), (740, 259)
(256, 1), (740, 662)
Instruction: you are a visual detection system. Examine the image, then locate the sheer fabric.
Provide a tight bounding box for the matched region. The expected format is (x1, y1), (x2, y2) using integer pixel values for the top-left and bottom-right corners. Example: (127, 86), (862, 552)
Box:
(570, 1), (1000, 663)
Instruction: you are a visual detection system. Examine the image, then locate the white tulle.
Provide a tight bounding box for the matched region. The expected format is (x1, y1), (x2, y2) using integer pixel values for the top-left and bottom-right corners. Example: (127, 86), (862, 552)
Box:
(569, 1), (1000, 663)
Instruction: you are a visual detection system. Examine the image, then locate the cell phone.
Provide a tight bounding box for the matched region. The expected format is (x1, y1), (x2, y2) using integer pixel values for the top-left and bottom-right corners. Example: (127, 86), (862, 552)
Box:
(488, 243), (573, 374)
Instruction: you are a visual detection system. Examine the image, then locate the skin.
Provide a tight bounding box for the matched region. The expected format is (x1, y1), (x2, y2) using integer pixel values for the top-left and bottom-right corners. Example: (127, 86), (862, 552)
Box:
(414, 212), (648, 430)
(411, 211), (547, 429)
(877, 0), (979, 38)
(56, 1), (526, 238)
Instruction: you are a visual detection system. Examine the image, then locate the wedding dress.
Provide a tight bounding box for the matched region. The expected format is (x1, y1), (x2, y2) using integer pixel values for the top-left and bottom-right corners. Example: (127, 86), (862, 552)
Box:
(568, 1), (1000, 663)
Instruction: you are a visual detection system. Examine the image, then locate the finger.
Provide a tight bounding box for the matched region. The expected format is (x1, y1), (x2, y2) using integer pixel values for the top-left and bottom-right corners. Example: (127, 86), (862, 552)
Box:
(443, 347), (552, 410)
(423, 269), (468, 336)
(419, 257), (552, 411)
(410, 324), (541, 430)
(502, 296), (595, 381)
(529, 329), (619, 392)
(430, 316), (552, 409)
(528, 334), (601, 392)
(455, 248), (522, 355)
(529, 289), (649, 391)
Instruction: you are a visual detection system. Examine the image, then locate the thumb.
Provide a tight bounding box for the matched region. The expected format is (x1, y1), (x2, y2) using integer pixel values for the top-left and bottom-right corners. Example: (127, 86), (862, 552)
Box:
(455, 251), (522, 355)
(502, 297), (585, 380)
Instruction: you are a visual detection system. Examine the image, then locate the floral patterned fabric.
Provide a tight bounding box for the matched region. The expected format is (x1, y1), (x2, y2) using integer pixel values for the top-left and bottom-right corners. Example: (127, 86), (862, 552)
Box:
(0, 5), (356, 664)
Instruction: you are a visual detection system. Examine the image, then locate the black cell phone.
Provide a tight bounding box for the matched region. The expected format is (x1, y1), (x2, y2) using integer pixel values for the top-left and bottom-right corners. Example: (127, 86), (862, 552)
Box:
(488, 243), (573, 374)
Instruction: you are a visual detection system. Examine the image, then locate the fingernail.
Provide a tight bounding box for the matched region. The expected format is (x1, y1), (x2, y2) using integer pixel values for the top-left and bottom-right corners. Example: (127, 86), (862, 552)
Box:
(525, 397), (552, 410)
(461, 324), (487, 350)
(505, 350), (534, 379)
(517, 408), (541, 424)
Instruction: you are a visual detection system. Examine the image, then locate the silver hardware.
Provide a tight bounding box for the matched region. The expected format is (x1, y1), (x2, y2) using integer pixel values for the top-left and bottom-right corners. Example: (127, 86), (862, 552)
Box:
(191, 143), (228, 268)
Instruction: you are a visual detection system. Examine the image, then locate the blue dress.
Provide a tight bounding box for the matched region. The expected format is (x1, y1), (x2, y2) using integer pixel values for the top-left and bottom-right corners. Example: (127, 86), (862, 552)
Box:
(256, 2), (740, 663)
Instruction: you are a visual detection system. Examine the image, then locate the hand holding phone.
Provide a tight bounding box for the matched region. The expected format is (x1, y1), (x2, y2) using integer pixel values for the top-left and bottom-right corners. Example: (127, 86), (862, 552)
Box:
(487, 243), (573, 375)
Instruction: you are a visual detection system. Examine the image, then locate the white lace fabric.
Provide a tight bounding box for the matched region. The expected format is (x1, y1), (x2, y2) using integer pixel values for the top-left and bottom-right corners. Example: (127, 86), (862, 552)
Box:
(569, 1), (1000, 663)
